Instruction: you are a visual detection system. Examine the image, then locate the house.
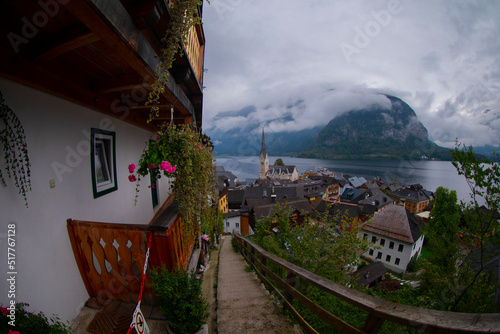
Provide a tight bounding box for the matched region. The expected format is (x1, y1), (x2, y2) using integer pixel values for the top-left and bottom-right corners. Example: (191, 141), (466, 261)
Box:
(340, 188), (368, 204)
(216, 166), (238, 188)
(0, 0), (205, 324)
(352, 261), (387, 288)
(217, 175), (230, 214)
(308, 175), (342, 202)
(389, 184), (431, 213)
(361, 204), (425, 273)
(223, 211), (244, 235)
(266, 165), (299, 182)
(358, 188), (393, 212)
(315, 201), (372, 230)
(300, 167), (336, 179)
(348, 176), (368, 188)
(242, 197), (313, 232)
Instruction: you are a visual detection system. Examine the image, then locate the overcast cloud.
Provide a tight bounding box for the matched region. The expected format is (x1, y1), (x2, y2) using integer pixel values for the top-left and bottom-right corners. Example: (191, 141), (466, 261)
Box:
(201, 0), (500, 148)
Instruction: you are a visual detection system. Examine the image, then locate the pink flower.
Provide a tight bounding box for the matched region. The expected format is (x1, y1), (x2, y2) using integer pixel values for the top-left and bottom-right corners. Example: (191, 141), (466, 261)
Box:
(8, 330), (20, 334)
(128, 175), (137, 182)
(160, 161), (171, 171)
(1, 307), (8, 316)
(201, 234), (209, 242)
(128, 163), (136, 174)
(160, 161), (176, 174)
(148, 163), (157, 169)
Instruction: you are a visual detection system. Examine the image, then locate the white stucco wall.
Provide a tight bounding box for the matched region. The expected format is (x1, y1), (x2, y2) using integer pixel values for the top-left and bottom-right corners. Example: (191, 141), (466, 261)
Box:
(361, 230), (422, 273)
(0, 78), (172, 323)
(224, 215), (241, 234)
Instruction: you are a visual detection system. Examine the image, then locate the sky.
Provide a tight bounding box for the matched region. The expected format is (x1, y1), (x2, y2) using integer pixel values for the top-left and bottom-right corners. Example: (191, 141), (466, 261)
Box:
(201, 0), (500, 149)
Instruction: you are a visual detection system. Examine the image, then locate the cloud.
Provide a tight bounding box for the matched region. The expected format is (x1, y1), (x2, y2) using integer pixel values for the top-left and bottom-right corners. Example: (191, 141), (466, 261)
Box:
(202, 0), (500, 148)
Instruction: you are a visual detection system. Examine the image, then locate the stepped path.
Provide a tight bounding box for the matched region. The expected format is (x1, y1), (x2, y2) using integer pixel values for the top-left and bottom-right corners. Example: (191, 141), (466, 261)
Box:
(216, 235), (302, 334)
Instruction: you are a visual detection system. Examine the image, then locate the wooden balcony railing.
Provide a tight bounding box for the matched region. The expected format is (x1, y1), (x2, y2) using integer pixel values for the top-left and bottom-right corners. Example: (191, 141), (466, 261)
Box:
(185, 24), (204, 83)
(233, 233), (500, 334)
(67, 215), (193, 305)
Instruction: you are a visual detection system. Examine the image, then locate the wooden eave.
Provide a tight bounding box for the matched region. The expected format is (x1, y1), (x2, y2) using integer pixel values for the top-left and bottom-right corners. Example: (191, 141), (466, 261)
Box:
(0, 0), (204, 130)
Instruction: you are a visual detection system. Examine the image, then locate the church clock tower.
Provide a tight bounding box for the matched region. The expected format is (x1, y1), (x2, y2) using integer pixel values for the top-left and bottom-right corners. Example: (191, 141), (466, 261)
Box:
(259, 126), (269, 179)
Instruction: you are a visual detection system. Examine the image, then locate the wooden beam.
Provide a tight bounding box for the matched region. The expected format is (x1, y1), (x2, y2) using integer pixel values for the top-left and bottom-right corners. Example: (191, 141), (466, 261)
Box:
(34, 28), (100, 63)
(0, 48), (155, 132)
(95, 74), (151, 94)
(63, 0), (195, 120)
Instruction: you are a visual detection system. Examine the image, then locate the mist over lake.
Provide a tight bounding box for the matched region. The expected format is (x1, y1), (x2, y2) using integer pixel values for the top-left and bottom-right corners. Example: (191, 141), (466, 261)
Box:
(215, 156), (473, 203)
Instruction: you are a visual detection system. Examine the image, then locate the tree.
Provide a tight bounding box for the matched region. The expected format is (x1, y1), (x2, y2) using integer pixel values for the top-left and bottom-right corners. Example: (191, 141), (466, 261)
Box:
(254, 202), (370, 284)
(425, 187), (461, 272)
(419, 187), (462, 308)
(274, 158), (284, 166)
(448, 142), (500, 312)
(419, 143), (500, 312)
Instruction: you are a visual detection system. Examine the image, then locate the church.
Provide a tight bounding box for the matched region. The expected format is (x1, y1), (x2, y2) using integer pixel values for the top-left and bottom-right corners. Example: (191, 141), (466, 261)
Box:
(259, 127), (299, 182)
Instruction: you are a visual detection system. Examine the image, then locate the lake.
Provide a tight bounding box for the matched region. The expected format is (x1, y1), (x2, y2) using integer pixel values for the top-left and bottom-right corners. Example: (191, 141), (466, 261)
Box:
(214, 155), (473, 203)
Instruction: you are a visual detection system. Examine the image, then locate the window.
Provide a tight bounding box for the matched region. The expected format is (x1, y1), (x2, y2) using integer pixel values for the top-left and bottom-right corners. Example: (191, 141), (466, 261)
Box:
(363, 233), (368, 239)
(380, 238), (385, 246)
(369, 249), (374, 256)
(395, 258), (400, 265)
(91, 128), (117, 198)
(371, 236), (377, 243)
(226, 222), (230, 227)
(235, 223), (240, 228)
(389, 241), (394, 249)
(398, 244), (404, 252)
(376, 252), (382, 259)
(386, 255), (391, 262)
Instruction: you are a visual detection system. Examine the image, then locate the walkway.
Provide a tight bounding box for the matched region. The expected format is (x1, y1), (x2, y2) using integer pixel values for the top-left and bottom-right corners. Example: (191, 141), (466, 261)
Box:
(216, 235), (302, 334)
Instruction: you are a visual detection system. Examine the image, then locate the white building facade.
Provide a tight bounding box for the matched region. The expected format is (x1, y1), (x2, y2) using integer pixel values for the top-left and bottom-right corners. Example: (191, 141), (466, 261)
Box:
(360, 204), (425, 273)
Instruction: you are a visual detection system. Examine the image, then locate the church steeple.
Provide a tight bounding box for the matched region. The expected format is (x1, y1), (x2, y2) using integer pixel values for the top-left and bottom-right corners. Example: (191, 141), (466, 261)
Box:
(259, 126), (269, 179)
(260, 126), (267, 157)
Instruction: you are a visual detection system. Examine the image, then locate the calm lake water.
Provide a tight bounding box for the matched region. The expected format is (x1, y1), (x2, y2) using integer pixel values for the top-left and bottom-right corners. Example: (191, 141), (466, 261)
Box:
(215, 155), (473, 203)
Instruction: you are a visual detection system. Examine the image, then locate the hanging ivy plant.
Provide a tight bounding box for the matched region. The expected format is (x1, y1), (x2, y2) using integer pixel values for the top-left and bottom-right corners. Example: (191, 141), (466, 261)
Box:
(129, 123), (215, 239)
(146, 0), (205, 122)
(130, 1), (217, 241)
(0, 91), (31, 207)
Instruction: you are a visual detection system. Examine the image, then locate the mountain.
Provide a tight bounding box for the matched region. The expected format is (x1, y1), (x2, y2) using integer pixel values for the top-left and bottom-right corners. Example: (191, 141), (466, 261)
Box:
(298, 95), (452, 160)
(207, 105), (323, 156)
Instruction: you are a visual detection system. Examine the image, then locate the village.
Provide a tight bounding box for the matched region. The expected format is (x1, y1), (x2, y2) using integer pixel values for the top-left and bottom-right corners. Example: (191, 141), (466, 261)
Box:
(1, 1), (499, 333)
(216, 127), (434, 286)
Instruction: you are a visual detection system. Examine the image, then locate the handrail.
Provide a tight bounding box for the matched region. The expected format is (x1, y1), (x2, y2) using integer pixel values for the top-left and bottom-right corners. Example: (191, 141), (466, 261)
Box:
(233, 233), (500, 334)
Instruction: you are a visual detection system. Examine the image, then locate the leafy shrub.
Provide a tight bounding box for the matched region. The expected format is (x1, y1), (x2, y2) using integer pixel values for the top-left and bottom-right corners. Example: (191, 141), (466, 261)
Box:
(151, 265), (209, 334)
(0, 303), (71, 334)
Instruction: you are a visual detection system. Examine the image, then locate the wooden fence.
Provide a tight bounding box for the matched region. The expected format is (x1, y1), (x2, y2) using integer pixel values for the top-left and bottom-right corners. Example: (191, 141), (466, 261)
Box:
(233, 233), (500, 334)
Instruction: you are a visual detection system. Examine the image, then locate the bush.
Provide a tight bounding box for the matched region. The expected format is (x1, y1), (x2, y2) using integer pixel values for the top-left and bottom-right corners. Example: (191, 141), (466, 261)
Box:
(0, 303), (71, 334)
(151, 265), (209, 334)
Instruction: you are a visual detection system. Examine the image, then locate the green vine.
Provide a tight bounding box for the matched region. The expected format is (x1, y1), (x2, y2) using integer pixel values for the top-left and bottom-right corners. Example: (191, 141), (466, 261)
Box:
(130, 123), (215, 240)
(0, 91), (31, 207)
(131, 1), (217, 244)
(146, 0), (204, 122)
